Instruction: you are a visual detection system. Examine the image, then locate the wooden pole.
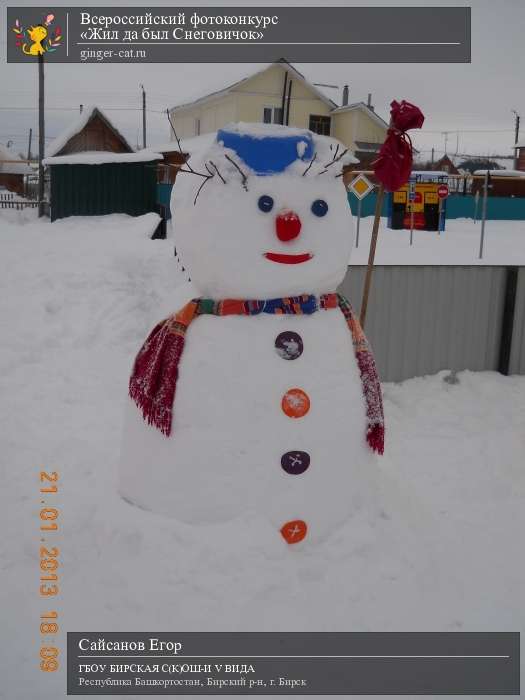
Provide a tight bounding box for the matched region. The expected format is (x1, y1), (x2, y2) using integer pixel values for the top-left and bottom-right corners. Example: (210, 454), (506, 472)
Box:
(478, 171), (489, 259)
(355, 197), (362, 248)
(360, 184), (385, 328)
(27, 128), (33, 162)
(280, 71), (288, 125)
(285, 80), (292, 126)
(513, 111), (520, 170)
(37, 53), (45, 217)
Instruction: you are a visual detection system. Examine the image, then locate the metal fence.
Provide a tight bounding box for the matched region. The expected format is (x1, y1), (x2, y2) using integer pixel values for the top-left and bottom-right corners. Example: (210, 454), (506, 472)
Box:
(510, 269), (525, 374)
(340, 265), (524, 382)
(0, 192), (40, 210)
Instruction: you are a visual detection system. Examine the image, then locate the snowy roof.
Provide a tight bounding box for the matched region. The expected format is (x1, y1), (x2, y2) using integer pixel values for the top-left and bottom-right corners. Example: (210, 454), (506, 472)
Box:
(411, 170), (449, 179)
(148, 142), (186, 154)
(160, 132), (216, 161)
(43, 151), (162, 166)
(169, 60), (337, 114)
(46, 105), (133, 158)
(473, 169), (525, 177)
(0, 144), (33, 175)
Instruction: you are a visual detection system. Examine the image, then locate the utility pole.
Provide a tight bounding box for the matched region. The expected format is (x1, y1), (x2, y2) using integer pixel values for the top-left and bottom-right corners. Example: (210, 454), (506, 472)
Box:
(27, 128), (32, 162)
(285, 80), (292, 126)
(512, 110), (520, 169)
(141, 84), (147, 149)
(442, 131), (450, 154)
(431, 147), (434, 166)
(280, 71), (288, 125)
(479, 170), (490, 259)
(38, 53), (45, 217)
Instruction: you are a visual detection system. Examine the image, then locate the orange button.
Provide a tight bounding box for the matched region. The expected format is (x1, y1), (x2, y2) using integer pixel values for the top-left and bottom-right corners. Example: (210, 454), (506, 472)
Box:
(281, 388), (310, 418)
(280, 519), (308, 544)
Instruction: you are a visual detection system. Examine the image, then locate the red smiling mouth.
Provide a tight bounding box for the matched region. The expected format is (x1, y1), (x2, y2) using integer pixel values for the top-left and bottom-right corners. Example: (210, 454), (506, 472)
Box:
(264, 252), (313, 265)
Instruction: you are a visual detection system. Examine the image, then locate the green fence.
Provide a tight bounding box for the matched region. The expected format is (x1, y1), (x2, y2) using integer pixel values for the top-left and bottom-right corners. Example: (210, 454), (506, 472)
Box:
(348, 192), (525, 221)
(49, 161), (158, 221)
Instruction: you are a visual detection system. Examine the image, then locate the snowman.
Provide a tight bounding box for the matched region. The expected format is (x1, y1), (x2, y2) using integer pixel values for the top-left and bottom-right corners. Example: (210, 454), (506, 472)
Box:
(118, 123), (384, 545)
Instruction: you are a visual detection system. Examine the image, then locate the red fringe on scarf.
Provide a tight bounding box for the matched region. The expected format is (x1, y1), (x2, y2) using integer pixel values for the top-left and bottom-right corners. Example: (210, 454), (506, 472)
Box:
(129, 294), (384, 455)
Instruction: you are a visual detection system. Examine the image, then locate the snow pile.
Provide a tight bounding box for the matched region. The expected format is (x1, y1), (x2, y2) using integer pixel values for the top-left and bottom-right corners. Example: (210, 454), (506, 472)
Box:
(43, 151), (162, 166)
(1, 210), (524, 699)
(350, 216), (525, 265)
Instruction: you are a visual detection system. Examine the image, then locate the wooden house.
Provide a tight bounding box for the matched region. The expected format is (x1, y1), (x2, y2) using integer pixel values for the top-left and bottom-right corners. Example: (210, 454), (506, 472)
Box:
(0, 143), (33, 196)
(44, 106), (162, 222)
(433, 154), (460, 175)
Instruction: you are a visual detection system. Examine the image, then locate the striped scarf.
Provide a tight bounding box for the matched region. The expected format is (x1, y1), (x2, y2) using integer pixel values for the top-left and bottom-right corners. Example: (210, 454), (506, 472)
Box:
(129, 293), (384, 454)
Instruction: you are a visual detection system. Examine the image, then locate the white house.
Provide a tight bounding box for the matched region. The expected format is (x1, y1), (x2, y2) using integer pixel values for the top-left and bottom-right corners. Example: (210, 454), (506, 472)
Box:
(168, 61), (388, 165)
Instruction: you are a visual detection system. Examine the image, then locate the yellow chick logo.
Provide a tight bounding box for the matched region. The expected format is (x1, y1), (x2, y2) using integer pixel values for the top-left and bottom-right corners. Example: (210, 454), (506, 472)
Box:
(12, 14), (62, 56)
(23, 25), (48, 55)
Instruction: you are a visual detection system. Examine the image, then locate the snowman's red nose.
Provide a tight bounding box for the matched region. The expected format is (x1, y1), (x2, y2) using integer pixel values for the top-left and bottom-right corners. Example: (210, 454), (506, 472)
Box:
(276, 210), (301, 241)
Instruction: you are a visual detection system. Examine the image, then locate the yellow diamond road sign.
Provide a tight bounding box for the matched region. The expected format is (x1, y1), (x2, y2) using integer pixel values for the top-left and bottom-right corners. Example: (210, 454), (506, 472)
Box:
(348, 174), (374, 200)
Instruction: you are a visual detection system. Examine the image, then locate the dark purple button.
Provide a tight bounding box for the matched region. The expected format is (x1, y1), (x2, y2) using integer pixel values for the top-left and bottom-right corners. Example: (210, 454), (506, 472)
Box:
(275, 331), (303, 360)
(281, 451), (310, 475)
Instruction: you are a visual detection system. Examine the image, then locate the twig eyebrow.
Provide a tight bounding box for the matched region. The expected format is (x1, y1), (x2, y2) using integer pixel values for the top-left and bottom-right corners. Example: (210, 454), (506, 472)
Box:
(224, 153), (249, 191)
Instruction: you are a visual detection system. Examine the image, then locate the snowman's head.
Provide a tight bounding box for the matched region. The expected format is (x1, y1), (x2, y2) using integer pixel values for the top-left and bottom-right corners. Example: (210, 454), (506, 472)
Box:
(172, 123), (358, 299)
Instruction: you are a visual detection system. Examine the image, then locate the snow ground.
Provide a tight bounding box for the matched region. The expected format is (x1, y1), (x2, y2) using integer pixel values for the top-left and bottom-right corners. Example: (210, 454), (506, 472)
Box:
(350, 216), (525, 265)
(1, 209), (524, 700)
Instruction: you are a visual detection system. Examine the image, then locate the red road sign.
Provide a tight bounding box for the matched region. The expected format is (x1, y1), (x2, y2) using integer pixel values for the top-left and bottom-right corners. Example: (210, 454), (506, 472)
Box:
(437, 184), (449, 199)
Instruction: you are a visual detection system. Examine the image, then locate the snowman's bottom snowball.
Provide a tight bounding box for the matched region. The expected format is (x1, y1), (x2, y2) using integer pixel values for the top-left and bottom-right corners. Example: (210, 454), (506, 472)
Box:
(118, 312), (379, 542)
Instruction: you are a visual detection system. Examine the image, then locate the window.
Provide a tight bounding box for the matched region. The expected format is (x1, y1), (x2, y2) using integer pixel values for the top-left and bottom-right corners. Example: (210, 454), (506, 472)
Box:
(263, 106), (284, 125)
(309, 115), (331, 136)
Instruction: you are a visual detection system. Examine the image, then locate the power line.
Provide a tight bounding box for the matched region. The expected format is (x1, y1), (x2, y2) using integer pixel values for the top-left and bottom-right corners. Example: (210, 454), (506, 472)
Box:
(419, 128), (514, 134)
(0, 106), (165, 112)
(415, 149), (514, 159)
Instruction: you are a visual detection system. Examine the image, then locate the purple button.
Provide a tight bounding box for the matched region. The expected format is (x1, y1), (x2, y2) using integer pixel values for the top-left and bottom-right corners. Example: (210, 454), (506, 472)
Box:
(281, 451), (310, 475)
(275, 331), (303, 360)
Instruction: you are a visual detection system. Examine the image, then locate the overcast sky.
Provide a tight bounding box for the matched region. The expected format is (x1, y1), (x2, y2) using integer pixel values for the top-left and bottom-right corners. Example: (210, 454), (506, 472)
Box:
(1, 0), (524, 163)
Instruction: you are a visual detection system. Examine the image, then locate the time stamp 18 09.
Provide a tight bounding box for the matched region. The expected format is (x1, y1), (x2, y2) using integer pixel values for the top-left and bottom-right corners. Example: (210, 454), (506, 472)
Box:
(39, 470), (60, 673)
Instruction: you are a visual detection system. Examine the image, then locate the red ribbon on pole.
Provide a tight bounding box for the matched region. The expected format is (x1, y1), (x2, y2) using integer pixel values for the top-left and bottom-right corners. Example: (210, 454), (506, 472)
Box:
(373, 100), (425, 192)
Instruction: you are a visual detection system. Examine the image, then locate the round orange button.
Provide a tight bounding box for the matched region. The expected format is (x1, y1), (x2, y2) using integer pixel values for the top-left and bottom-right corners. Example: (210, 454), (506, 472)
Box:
(281, 388), (310, 418)
(280, 519), (308, 544)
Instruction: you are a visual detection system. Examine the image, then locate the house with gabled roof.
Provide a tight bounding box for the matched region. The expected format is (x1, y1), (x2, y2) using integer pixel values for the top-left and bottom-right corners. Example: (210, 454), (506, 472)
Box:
(168, 60), (388, 164)
(0, 143), (33, 195)
(46, 105), (134, 158)
(43, 105), (162, 224)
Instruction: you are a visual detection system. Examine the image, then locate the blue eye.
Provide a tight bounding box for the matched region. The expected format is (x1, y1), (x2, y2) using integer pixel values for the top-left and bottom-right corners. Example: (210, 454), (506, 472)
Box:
(258, 195), (274, 213)
(311, 199), (328, 217)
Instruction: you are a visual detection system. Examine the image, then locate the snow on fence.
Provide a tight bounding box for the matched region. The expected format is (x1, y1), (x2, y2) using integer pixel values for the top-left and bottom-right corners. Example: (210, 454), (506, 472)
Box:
(340, 265), (525, 382)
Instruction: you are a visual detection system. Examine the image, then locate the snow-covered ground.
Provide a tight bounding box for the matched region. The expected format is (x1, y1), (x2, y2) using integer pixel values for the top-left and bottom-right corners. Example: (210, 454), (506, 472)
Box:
(350, 216), (525, 265)
(1, 209), (524, 700)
